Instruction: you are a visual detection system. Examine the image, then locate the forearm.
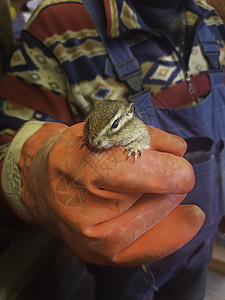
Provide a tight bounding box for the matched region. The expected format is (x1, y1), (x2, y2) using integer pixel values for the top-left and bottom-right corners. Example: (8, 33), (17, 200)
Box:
(0, 20), (75, 225)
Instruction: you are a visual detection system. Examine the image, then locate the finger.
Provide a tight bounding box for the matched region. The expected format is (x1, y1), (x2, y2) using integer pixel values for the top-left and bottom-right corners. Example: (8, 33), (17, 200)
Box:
(112, 205), (205, 266)
(87, 147), (195, 194)
(53, 180), (143, 225)
(83, 193), (186, 254)
(147, 126), (187, 156)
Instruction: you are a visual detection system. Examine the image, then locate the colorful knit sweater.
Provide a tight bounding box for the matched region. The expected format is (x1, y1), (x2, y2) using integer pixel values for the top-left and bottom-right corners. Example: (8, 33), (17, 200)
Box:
(0, 0), (225, 161)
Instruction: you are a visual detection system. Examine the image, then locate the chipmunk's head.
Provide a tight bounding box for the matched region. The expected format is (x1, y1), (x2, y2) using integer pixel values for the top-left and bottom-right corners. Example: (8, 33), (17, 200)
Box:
(83, 100), (134, 152)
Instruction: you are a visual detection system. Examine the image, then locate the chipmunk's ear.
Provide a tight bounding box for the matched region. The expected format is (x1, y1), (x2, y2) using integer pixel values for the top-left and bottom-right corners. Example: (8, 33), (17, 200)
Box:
(127, 103), (134, 117)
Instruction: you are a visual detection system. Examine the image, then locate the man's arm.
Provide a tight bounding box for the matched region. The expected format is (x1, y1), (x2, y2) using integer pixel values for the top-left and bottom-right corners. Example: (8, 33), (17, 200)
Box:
(0, 2), (74, 225)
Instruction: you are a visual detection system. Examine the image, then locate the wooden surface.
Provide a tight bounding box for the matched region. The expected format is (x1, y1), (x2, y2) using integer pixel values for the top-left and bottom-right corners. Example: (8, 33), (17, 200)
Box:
(206, 270), (225, 300)
(209, 238), (225, 276)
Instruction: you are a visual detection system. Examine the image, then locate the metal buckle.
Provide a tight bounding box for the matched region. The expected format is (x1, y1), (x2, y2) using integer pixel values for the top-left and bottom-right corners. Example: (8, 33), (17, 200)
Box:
(128, 87), (150, 102)
(200, 41), (220, 70)
(114, 58), (143, 93)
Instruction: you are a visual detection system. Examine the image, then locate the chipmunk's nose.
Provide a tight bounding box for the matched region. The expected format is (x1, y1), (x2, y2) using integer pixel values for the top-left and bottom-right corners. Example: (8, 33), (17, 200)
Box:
(91, 138), (101, 147)
(87, 138), (101, 152)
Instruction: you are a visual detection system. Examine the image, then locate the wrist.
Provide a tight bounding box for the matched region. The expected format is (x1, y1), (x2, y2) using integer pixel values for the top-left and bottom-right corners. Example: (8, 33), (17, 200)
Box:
(1, 121), (67, 222)
(0, 160), (27, 227)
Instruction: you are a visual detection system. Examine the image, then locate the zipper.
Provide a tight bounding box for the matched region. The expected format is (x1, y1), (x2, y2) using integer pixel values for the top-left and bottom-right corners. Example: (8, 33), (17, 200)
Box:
(150, 29), (196, 99)
(149, 13), (212, 102)
(185, 70), (196, 101)
(182, 16), (204, 101)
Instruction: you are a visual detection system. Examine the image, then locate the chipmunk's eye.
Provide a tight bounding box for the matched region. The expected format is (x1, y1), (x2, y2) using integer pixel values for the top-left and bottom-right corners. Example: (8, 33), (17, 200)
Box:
(111, 119), (119, 129)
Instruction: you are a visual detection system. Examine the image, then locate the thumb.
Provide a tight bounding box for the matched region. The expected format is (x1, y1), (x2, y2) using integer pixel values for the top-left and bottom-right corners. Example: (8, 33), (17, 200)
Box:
(148, 126), (187, 157)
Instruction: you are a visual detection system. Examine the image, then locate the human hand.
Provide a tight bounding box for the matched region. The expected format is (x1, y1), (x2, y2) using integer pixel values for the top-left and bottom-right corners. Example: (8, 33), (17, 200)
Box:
(2, 122), (205, 266)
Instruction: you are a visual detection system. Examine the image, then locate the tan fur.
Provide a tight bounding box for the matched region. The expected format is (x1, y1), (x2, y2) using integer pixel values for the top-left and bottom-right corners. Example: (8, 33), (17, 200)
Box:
(83, 100), (151, 160)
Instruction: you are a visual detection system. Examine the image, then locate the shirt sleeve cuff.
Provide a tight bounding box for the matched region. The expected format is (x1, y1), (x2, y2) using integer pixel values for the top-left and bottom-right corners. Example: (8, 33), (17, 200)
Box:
(1, 121), (45, 220)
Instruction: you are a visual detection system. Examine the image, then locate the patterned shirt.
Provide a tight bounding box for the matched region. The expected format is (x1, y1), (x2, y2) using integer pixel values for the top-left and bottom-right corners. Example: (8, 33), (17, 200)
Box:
(0, 0), (225, 161)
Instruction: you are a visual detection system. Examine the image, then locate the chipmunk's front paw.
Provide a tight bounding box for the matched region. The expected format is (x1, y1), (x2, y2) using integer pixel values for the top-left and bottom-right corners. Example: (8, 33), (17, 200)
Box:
(124, 146), (143, 161)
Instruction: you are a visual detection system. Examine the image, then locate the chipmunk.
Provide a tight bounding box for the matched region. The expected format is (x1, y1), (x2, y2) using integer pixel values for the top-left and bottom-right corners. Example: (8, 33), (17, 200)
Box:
(82, 100), (151, 160)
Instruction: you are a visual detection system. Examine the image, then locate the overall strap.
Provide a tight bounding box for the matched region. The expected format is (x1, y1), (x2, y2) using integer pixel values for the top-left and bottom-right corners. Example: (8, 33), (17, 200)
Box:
(197, 20), (224, 85)
(82, 0), (158, 127)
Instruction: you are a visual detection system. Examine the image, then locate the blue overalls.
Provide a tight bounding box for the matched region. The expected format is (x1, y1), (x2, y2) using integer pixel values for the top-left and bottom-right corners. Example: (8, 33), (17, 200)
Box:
(83, 1), (225, 299)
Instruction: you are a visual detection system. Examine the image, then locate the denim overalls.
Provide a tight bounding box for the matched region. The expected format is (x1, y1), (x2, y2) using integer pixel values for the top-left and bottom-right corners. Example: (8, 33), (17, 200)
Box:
(84, 1), (225, 299)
